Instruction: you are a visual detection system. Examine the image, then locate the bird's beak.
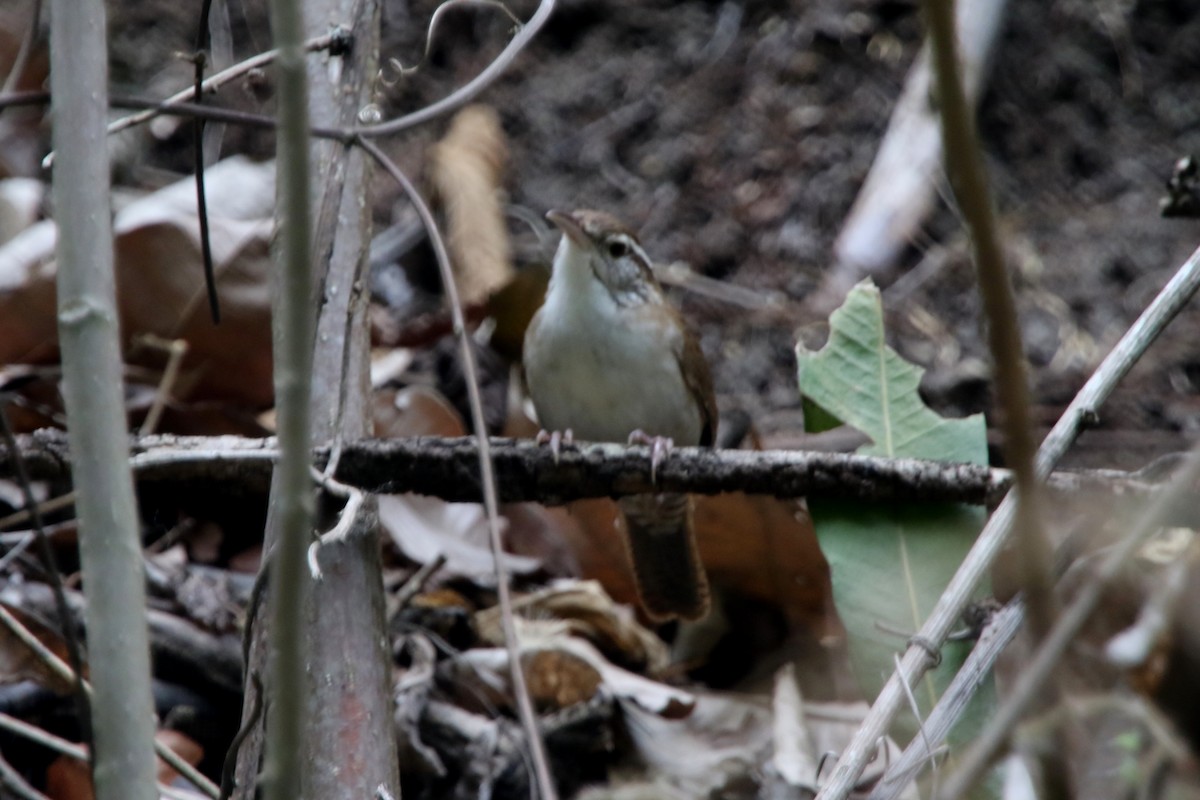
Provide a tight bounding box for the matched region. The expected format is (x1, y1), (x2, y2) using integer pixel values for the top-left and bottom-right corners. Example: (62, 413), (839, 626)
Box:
(546, 209), (589, 247)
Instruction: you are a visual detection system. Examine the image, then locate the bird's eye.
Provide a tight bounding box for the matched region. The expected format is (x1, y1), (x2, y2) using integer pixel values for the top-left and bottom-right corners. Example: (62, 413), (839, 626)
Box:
(607, 239), (630, 259)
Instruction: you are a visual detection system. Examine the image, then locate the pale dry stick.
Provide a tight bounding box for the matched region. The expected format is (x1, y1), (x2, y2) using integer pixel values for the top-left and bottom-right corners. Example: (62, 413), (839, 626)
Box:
(0, 604), (223, 799)
(358, 137), (558, 800)
(0, 750), (45, 800)
(892, 651), (939, 791)
(0, 0), (41, 96)
(766, 664), (820, 794)
(355, 0), (555, 138)
(136, 334), (189, 436)
(0, 327), (188, 569)
(869, 601), (1024, 800)
(0, 712), (206, 800)
(814, 241), (1200, 800)
(826, 0), (1008, 301)
(0, 492), (76, 530)
(41, 31), (344, 169)
(936, 450), (1200, 799)
(0, 711), (91, 765)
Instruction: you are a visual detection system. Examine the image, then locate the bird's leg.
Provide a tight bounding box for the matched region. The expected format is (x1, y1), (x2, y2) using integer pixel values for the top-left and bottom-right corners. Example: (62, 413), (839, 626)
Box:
(535, 428), (574, 464)
(628, 429), (674, 484)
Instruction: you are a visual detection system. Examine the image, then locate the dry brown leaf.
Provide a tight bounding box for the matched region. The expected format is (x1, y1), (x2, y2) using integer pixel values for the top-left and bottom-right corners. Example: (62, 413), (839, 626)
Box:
(553, 493), (838, 638)
(497, 502), (582, 578)
(374, 384), (569, 581)
(523, 648), (604, 712)
(694, 494), (837, 637)
(459, 622), (695, 718)
(427, 105), (512, 305)
(475, 580), (670, 674)
(45, 751), (93, 800)
(42, 729), (204, 799)
(373, 384), (465, 438)
(486, 266), (550, 362)
(0, 156), (275, 406)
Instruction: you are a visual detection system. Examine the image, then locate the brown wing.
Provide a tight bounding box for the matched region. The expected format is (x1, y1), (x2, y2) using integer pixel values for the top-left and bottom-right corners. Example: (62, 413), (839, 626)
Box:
(673, 312), (718, 447)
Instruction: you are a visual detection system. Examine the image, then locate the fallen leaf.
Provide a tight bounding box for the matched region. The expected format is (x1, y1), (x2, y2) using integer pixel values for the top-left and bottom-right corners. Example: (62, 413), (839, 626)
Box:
(427, 105), (512, 305)
(377, 493), (540, 582)
(475, 580), (670, 674)
(0, 156), (276, 406)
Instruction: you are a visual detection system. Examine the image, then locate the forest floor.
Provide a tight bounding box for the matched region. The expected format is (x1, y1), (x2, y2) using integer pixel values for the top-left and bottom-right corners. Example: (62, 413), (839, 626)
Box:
(3, 0), (1200, 796)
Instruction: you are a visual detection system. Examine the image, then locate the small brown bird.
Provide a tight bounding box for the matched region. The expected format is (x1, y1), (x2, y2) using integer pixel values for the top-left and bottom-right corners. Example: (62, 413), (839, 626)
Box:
(523, 209), (716, 621)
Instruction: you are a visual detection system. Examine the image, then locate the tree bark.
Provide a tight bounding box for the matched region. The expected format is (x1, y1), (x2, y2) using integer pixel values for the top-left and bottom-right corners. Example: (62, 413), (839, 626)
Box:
(232, 0), (399, 796)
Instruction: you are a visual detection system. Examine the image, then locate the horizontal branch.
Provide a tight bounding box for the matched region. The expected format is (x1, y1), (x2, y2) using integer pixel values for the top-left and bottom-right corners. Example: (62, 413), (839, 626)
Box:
(0, 430), (1166, 507)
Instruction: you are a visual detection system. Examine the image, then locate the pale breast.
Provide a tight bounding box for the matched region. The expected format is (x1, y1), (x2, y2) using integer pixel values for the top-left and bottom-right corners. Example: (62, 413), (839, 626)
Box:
(525, 302), (704, 446)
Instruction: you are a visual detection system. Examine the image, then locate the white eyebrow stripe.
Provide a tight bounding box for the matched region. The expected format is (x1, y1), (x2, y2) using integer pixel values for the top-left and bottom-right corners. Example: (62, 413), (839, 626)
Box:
(627, 238), (652, 265)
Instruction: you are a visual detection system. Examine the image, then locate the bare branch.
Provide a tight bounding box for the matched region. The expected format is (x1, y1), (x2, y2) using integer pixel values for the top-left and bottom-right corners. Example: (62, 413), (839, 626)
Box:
(356, 0), (556, 138)
(0, 430), (1175, 506)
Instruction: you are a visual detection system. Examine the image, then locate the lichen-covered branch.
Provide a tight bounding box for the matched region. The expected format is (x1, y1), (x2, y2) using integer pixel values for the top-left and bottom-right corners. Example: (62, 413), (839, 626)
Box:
(1, 430), (1168, 508)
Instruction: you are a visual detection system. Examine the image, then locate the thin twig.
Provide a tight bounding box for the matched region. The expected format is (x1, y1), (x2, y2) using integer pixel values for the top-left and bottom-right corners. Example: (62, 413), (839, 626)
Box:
(0, 490), (74, 530)
(0, 749), (48, 800)
(41, 32), (344, 167)
(356, 0), (555, 138)
(0, 712), (205, 800)
(387, 0), (523, 78)
(357, 138), (559, 800)
(0, 605), (223, 799)
(0, 0), (42, 96)
(868, 601), (1024, 800)
(15, 0), (542, 145)
(0, 712), (91, 763)
(193, 0), (220, 323)
(814, 242), (1200, 800)
(219, 672), (263, 800)
(0, 401), (93, 758)
(135, 334), (189, 436)
(936, 449), (1200, 799)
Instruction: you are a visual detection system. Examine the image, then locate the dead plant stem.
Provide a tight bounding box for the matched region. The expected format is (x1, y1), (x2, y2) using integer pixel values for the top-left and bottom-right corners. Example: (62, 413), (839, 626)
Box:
(358, 137), (559, 800)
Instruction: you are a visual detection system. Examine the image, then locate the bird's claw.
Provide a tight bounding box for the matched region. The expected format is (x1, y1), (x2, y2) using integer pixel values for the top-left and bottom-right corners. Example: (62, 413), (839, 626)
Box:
(536, 428), (574, 464)
(628, 429), (674, 484)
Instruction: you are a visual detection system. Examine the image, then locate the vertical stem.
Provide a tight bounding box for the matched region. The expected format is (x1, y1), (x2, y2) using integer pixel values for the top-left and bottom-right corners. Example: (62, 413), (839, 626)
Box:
(922, 0), (1057, 636)
(261, 0), (314, 797)
(49, 0), (158, 796)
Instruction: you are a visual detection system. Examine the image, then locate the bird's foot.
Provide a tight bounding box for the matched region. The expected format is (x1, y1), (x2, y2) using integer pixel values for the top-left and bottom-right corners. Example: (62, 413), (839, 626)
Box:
(536, 428), (575, 464)
(628, 429), (674, 484)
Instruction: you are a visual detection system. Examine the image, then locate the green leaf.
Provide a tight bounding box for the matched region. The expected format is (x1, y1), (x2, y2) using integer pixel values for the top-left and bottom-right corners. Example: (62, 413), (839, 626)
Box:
(797, 280), (989, 747)
(796, 281), (985, 465)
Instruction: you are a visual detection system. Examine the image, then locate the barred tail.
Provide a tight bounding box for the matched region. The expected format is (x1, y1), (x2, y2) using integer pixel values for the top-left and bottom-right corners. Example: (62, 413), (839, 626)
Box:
(618, 493), (710, 621)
